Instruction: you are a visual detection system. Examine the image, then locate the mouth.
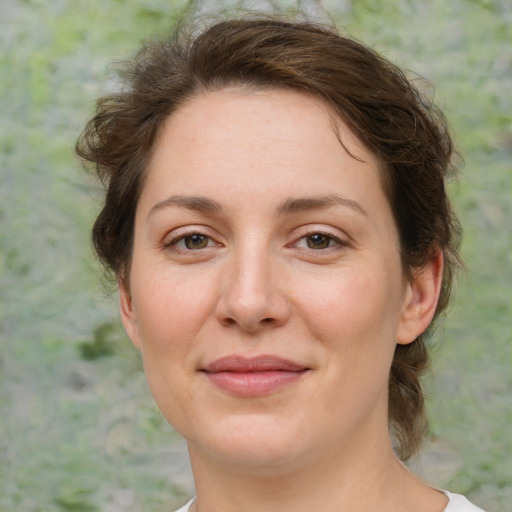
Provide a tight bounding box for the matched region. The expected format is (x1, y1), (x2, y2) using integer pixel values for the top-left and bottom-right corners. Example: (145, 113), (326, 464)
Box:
(201, 355), (310, 397)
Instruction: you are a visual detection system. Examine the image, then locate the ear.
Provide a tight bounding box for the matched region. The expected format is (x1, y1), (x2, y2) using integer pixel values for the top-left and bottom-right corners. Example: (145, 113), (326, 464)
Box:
(119, 278), (142, 351)
(396, 250), (444, 345)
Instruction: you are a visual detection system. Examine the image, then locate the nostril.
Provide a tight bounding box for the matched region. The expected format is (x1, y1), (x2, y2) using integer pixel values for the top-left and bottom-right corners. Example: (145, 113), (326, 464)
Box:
(220, 316), (275, 328)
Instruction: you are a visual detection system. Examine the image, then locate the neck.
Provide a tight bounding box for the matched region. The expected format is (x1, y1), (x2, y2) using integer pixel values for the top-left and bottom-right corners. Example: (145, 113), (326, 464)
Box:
(187, 428), (431, 512)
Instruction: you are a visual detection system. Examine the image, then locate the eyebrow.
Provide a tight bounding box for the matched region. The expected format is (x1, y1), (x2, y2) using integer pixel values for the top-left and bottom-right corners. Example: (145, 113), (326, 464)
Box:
(148, 193), (367, 218)
(148, 195), (222, 218)
(278, 194), (367, 216)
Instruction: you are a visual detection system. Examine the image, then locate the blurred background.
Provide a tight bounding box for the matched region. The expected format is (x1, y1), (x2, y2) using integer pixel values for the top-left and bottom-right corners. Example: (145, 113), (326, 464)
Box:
(1, 0), (510, 511)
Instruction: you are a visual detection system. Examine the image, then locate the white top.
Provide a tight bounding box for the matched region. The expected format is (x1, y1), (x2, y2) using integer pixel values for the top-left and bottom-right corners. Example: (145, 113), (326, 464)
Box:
(443, 491), (486, 511)
(173, 491), (485, 511)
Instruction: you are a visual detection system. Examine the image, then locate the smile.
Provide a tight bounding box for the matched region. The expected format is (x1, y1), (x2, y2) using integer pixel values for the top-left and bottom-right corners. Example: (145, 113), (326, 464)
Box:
(201, 355), (310, 397)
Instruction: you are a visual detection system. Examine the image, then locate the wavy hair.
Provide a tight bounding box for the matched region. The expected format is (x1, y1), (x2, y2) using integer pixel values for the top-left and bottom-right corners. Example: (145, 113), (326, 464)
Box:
(76, 15), (462, 460)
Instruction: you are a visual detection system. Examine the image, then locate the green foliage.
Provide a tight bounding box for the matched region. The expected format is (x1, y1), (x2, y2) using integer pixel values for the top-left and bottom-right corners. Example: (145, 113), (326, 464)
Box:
(78, 322), (118, 361)
(55, 489), (99, 512)
(1, 0), (510, 511)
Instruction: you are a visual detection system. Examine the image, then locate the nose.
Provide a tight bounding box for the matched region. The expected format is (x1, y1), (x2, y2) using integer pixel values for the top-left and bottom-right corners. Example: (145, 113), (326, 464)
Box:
(215, 249), (291, 333)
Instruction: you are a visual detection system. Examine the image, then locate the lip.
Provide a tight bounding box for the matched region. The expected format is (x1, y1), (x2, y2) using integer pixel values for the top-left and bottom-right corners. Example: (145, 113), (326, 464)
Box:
(201, 355), (309, 397)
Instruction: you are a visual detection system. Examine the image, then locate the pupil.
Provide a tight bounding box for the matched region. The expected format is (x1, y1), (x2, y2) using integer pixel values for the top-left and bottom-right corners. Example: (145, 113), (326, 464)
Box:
(185, 234), (208, 249)
(307, 234), (329, 249)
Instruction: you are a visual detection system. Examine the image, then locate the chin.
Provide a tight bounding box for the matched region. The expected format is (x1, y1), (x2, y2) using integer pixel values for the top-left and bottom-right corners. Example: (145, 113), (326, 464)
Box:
(186, 413), (313, 472)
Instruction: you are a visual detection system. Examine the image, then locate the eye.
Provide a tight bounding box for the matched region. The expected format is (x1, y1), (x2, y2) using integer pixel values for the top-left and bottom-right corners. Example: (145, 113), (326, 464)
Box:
(305, 233), (334, 249)
(294, 232), (343, 250)
(169, 232), (217, 251)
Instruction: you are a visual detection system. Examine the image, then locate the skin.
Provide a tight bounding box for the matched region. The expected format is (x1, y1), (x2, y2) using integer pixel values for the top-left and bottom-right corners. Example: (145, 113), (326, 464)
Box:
(120, 88), (447, 512)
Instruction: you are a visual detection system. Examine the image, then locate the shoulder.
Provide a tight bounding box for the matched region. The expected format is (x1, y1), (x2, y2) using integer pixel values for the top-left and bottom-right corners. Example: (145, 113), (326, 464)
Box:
(443, 491), (486, 512)
(172, 498), (195, 512)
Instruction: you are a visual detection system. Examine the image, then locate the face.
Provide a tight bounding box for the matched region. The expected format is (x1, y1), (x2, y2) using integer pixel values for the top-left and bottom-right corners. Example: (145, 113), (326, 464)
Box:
(120, 88), (439, 473)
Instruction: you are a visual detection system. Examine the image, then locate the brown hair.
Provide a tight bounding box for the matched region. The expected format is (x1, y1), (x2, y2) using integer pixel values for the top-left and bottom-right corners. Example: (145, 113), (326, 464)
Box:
(76, 15), (461, 460)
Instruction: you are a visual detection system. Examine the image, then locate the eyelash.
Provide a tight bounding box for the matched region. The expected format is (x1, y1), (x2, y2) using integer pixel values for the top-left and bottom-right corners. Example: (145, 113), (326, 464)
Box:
(164, 228), (347, 254)
(164, 230), (219, 252)
(290, 230), (347, 252)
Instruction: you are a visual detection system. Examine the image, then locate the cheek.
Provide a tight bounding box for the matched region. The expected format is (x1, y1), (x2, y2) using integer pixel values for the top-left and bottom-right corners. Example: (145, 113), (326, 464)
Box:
(299, 267), (402, 421)
(296, 265), (403, 346)
(129, 271), (212, 428)
(131, 263), (215, 349)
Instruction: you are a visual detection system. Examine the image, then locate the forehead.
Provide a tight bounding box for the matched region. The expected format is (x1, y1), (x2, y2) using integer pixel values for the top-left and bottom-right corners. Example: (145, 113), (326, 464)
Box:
(167, 87), (364, 149)
(141, 88), (387, 218)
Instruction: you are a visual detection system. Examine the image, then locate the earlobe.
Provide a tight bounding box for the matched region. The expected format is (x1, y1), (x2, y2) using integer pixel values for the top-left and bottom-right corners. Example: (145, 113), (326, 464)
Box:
(119, 278), (142, 351)
(396, 250), (444, 345)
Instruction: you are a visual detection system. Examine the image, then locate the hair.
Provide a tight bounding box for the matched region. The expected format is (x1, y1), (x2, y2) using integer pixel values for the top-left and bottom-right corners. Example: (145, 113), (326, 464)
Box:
(76, 14), (462, 460)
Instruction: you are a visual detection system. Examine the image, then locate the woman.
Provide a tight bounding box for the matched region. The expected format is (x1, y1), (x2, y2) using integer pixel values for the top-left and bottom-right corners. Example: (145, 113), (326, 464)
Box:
(77, 16), (484, 512)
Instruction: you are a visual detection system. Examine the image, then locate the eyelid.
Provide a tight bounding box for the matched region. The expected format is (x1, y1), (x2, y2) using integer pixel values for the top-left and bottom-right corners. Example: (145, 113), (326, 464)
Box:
(162, 225), (223, 251)
(290, 225), (349, 247)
